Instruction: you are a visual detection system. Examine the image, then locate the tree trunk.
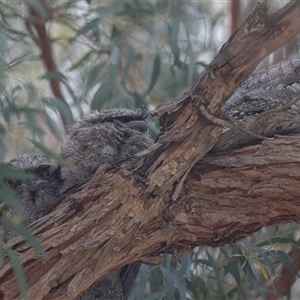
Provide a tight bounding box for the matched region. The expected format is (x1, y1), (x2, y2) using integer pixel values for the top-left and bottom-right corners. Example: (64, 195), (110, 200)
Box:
(1, 2), (300, 299)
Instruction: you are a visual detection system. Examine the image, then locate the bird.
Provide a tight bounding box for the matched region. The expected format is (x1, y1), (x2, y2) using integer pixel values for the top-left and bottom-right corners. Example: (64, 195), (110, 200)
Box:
(1, 108), (153, 300)
(3, 58), (300, 298)
(213, 58), (300, 151)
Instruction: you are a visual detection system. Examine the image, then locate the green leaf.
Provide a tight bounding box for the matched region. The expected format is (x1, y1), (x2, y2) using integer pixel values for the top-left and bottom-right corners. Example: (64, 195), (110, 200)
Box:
(256, 236), (300, 247)
(0, 32), (7, 78)
(198, 278), (208, 298)
(160, 266), (175, 299)
(241, 259), (258, 284)
(259, 251), (275, 274)
(38, 71), (68, 82)
(110, 45), (119, 66)
(2, 28), (29, 38)
(186, 39), (194, 85)
(170, 269), (187, 300)
(42, 97), (73, 126)
(146, 23), (168, 46)
(69, 51), (94, 71)
(116, 8), (154, 17)
(0, 239), (3, 266)
(271, 250), (298, 275)
(1, 216), (45, 256)
(6, 52), (31, 70)
(24, 83), (37, 102)
(170, 17), (181, 66)
(219, 246), (230, 259)
(77, 18), (100, 36)
(146, 50), (160, 94)
(95, 6), (119, 15)
(186, 278), (201, 300)
(0, 166), (34, 216)
(91, 82), (113, 111)
(128, 264), (150, 300)
(85, 62), (107, 93)
(121, 45), (135, 87)
(29, 140), (75, 169)
(259, 263), (269, 280)
(40, 110), (57, 135)
(227, 257), (241, 287)
(179, 253), (190, 276)
(164, 253), (172, 269)
(144, 292), (164, 300)
(26, 2), (47, 19)
(206, 250), (224, 294)
(5, 247), (28, 300)
(0, 186), (22, 216)
(0, 165), (34, 181)
(148, 265), (163, 295)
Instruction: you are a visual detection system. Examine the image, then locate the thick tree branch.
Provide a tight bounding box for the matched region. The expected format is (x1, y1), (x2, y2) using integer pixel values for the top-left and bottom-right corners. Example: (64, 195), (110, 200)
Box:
(1, 135), (300, 299)
(1, 2), (300, 299)
(145, 1), (300, 195)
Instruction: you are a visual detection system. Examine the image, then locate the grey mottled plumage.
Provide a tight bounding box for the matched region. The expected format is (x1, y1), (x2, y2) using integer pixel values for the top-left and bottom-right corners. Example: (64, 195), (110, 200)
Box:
(62, 109), (152, 191)
(213, 58), (300, 151)
(1, 108), (153, 300)
(3, 154), (62, 241)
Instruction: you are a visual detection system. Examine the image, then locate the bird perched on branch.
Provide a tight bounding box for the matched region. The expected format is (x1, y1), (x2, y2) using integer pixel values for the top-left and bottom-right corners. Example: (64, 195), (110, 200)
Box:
(1, 108), (153, 300)
(213, 58), (300, 151)
(2, 58), (300, 298)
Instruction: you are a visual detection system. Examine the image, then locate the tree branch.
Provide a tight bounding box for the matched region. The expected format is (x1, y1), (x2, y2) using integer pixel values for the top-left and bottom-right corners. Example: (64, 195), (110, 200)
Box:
(26, 1), (73, 128)
(1, 2), (300, 299)
(144, 1), (300, 195)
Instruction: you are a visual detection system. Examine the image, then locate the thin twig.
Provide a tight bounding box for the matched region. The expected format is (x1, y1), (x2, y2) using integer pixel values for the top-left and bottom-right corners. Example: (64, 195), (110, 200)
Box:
(256, 94), (300, 120)
(187, 91), (267, 140)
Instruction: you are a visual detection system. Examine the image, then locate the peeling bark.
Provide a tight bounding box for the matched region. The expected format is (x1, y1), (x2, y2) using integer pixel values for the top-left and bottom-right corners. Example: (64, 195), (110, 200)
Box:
(1, 2), (300, 299)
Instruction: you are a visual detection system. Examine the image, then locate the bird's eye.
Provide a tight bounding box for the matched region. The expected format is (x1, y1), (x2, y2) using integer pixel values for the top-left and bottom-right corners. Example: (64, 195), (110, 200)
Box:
(6, 178), (17, 188)
(42, 168), (53, 179)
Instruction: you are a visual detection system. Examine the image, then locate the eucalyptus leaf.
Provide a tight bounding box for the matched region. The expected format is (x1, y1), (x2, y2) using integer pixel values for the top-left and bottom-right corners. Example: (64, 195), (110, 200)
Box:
(91, 82), (113, 111)
(227, 256), (241, 287)
(128, 264), (150, 300)
(255, 236), (300, 247)
(270, 250), (298, 275)
(5, 247), (28, 300)
(77, 18), (100, 37)
(1, 216), (45, 256)
(160, 266), (175, 299)
(170, 16), (181, 66)
(6, 52), (31, 70)
(29, 140), (75, 169)
(85, 62), (107, 93)
(144, 292), (164, 300)
(0, 184), (22, 216)
(39, 71), (68, 82)
(43, 97), (73, 126)
(206, 250), (224, 294)
(146, 51), (160, 94)
(26, 1), (47, 19)
(95, 6), (120, 15)
(186, 279), (201, 300)
(69, 51), (94, 71)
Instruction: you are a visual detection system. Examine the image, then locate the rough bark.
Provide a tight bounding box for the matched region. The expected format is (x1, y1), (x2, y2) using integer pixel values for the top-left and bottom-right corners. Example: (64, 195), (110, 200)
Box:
(1, 1), (300, 299)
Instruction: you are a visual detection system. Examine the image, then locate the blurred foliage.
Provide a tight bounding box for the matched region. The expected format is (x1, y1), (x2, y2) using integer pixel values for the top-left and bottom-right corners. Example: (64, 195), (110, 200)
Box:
(130, 230), (300, 300)
(0, 0), (300, 299)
